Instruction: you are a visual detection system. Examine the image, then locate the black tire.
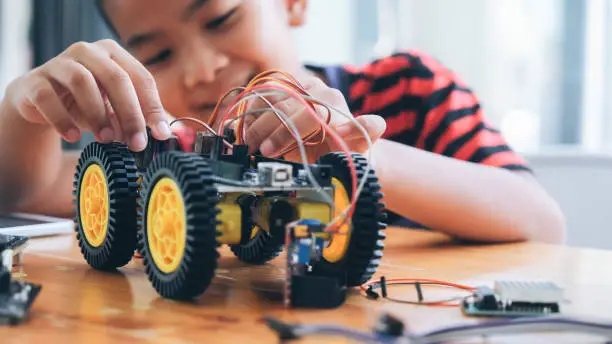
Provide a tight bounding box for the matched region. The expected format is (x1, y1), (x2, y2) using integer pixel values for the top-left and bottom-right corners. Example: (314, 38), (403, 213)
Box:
(311, 152), (387, 287)
(230, 231), (284, 265)
(73, 142), (139, 270)
(138, 151), (219, 300)
(229, 195), (285, 265)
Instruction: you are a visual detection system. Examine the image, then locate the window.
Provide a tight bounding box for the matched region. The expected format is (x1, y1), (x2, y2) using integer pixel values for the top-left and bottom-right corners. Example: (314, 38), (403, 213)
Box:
(294, 0), (612, 153)
(3, 0), (610, 154)
(0, 0), (32, 96)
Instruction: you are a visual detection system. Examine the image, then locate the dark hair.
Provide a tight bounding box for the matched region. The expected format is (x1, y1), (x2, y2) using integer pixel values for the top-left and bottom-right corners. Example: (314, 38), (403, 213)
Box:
(94, 0), (119, 38)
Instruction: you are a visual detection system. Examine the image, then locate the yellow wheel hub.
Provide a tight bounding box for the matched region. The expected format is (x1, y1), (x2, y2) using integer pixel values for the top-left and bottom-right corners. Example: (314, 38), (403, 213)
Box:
(146, 177), (186, 274)
(79, 164), (109, 248)
(323, 178), (351, 263)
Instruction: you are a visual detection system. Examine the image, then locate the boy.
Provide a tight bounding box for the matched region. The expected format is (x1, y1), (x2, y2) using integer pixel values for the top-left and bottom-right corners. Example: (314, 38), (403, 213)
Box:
(0, 0), (565, 243)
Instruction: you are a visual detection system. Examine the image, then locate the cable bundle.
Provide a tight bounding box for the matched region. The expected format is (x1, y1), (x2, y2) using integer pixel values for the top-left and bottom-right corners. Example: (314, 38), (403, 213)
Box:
(169, 70), (374, 233)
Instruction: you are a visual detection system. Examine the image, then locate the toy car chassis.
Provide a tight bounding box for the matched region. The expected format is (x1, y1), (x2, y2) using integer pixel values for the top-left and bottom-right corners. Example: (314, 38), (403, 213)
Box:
(72, 129), (387, 304)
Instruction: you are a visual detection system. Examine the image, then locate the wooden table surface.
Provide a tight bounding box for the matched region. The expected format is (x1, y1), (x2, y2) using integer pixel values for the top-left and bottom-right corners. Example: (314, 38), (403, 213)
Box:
(2, 227), (612, 343)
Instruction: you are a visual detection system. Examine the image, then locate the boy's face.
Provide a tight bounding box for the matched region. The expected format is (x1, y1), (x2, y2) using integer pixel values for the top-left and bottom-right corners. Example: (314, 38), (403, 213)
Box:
(103, 0), (308, 122)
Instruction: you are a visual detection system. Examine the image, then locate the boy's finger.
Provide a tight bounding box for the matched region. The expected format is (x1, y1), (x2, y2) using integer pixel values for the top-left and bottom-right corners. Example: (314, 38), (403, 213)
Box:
(243, 97), (300, 153)
(334, 114), (387, 142)
(102, 93), (124, 143)
(41, 58), (113, 142)
(100, 40), (171, 141)
(339, 136), (371, 155)
(241, 88), (292, 126)
(26, 78), (80, 142)
(69, 43), (147, 151)
(260, 108), (323, 156)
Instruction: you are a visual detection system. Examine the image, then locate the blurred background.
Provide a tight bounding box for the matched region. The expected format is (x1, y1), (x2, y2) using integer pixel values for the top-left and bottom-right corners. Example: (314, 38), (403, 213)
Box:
(0, 0), (611, 249)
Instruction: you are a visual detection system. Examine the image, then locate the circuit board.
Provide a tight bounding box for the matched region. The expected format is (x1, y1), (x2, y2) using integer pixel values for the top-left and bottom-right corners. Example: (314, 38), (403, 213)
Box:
(0, 278), (42, 325)
(0, 234), (28, 253)
(1, 234), (41, 325)
(462, 300), (560, 317)
(462, 282), (563, 318)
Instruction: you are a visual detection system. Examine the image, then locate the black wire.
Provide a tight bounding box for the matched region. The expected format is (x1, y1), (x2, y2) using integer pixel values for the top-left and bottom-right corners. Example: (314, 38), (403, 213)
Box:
(380, 276), (388, 298)
(366, 279), (474, 306)
(384, 295), (467, 305)
(415, 282), (423, 302)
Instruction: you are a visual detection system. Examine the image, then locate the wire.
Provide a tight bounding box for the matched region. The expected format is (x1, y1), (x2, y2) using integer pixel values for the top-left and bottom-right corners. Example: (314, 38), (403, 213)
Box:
(229, 70), (332, 151)
(361, 278), (476, 293)
(263, 316), (385, 343)
(218, 88), (374, 231)
(410, 316), (612, 344)
(169, 69), (374, 232)
(215, 88), (361, 232)
(207, 86), (247, 128)
(249, 91), (376, 225)
(218, 83), (331, 156)
(361, 277), (476, 307)
(169, 117), (233, 149)
(264, 314), (612, 344)
(216, 90), (307, 148)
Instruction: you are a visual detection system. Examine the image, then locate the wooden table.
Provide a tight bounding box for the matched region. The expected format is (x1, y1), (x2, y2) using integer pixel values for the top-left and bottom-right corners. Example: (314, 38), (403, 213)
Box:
(1, 227), (612, 343)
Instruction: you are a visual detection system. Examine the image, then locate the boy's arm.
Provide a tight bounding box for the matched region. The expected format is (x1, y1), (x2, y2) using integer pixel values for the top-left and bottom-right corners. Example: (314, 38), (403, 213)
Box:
(0, 98), (76, 218)
(370, 139), (565, 243)
(11, 151), (80, 219)
(358, 51), (565, 243)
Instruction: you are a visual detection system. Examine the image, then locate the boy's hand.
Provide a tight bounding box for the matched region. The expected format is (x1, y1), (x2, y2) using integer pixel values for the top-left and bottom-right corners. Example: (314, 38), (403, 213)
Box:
(3, 39), (172, 152)
(243, 75), (386, 162)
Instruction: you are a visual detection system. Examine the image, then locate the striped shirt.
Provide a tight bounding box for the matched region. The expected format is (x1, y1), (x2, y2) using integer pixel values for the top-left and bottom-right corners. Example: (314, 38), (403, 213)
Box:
(307, 50), (530, 172)
(306, 50), (531, 226)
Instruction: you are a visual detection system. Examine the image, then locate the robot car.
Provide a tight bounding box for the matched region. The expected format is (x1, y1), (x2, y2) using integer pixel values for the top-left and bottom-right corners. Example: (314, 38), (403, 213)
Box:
(72, 128), (387, 306)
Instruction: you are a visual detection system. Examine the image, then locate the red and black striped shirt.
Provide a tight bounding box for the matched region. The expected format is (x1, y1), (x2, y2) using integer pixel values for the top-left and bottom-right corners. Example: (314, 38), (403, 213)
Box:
(307, 50), (530, 172)
(307, 50), (530, 226)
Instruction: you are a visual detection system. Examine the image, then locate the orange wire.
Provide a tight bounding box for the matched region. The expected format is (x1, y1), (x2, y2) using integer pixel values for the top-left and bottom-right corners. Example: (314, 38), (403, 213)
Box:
(360, 278), (476, 292)
(216, 81), (359, 229)
(177, 70), (358, 231)
(207, 86), (246, 128)
(360, 278), (476, 307)
(226, 70), (331, 156)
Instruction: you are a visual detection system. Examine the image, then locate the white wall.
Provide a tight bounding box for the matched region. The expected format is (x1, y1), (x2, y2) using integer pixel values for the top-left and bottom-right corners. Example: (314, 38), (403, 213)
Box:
(525, 148), (612, 250)
(0, 0), (32, 97)
(292, 0), (355, 65)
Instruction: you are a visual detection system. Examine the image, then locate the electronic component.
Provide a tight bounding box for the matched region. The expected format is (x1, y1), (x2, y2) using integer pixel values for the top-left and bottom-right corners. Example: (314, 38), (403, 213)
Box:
(242, 170), (259, 185)
(0, 237), (41, 325)
(0, 234), (28, 267)
(296, 166), (332, 187)
(495, 280), (564, 306)
(462, 281), (563, 317)
(287, 220), (327, 267)
(194, 131), (217, 155)
(284, 219), (345, 309)
(258, 162), (293, 187)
